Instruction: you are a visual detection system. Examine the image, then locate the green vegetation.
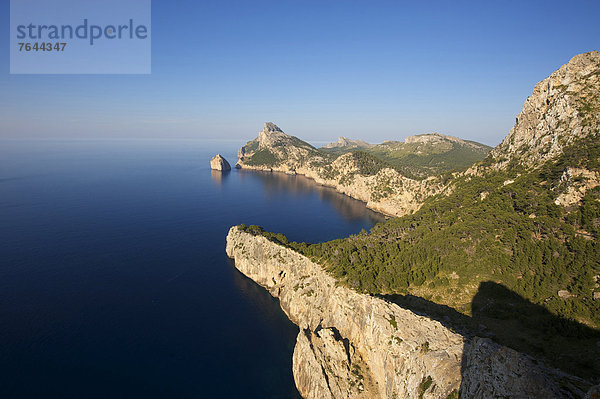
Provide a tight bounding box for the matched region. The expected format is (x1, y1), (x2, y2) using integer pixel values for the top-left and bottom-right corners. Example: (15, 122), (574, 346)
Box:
(418, 375), (433, 399)
(387, 314), (398, 329)
(238, 133), (600, 380)
(287, 135), (318, 151)
(294, 135), (600, 327)
(241, 129), (491, 179)
(320, 138), (491, 179)
(238, 224), (291, 245)
(245, 149), (279, 166)
(368, 141), (490, 179)
(348, 151), (391, 175)
(445, 390), (459, 399)
(243, 139), (260, 153)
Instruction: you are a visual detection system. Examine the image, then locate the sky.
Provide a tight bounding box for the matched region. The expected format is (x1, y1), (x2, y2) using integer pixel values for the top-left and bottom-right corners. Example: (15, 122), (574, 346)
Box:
(1, 0), (599, 146)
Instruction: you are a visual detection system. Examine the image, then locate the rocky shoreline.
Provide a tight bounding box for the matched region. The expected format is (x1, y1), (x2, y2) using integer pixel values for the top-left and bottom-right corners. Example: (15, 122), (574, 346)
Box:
(234, 121), (455, 217)
(235, 159), (444, 218)
(226, 226), (586, 399)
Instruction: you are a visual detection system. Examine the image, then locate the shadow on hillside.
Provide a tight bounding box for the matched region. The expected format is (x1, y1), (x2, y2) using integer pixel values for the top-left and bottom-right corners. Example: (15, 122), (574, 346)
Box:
(380, 282), (600, 387)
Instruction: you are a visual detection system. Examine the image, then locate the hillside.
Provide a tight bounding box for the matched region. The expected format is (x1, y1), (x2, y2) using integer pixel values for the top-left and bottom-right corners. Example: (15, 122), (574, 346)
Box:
(227, 226), (587, 399)
(235, 124), (490, 216)
(237, 122), (326, 169)
(322, 133), (491, 179)
(237, 124), (491, 180)
(489, 51), (600, 170)
(233, 51), (600, 383)
(322, 136), (373, 151)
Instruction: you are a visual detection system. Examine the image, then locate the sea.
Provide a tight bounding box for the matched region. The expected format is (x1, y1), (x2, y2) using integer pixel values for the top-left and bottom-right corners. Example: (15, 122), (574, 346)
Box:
(0, 139), (384, 398)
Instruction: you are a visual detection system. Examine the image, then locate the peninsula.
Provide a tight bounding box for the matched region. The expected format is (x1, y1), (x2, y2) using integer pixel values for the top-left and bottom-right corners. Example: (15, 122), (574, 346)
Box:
(227, 51), (600, 398)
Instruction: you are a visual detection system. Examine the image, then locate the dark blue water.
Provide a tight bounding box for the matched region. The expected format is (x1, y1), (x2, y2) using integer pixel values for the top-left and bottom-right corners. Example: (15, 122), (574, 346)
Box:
(0, 139), (384, 399)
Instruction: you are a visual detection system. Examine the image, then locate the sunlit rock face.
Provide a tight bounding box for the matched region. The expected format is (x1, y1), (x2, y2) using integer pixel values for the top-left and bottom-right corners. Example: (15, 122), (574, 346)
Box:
(210, 154), (231, 171)
(235, 122), (448, 217)
(226, 227), (582, 399)
(225, 52), (600, 398)
(490, 51), (600, 170)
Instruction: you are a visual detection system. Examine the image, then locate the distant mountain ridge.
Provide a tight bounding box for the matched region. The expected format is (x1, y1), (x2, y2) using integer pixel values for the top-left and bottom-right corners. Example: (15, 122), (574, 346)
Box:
(324, 132), (487, 150)
(226, 52), (600, 396)
(235, 51), (600, 219)
(322, 136), (373, 149)
(235, 123), (491, 216)
(322, 133), (491, 179)
(237, 122), (321, 170)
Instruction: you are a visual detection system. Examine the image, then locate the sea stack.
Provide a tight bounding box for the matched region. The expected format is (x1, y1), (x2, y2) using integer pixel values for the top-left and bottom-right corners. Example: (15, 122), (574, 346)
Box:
(210, 154), (231, 171)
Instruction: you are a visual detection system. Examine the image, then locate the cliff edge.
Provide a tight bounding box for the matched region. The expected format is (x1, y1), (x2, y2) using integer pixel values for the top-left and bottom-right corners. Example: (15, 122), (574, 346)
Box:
(226, 227), (584, 399)
(235, 123), (466, 217)
(490, 51), (600, 169)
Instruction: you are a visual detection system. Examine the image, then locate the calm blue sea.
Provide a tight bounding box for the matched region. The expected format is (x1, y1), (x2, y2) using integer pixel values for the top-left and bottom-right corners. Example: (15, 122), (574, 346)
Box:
(0, 139), (383, 398)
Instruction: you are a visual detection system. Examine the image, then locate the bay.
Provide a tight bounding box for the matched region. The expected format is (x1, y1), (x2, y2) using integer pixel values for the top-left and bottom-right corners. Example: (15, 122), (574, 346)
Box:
(0, 139), (383, 398)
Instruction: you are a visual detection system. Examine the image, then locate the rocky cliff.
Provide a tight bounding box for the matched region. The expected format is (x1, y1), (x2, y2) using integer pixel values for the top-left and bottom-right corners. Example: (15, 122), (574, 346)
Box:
(235, 52), (599, 216)
(404, 133), (484, 150)
(236, 122), (324, 172)
(490, 51), (600, 170)
(225, 51), (600, 398)
(210, 154), (231, 171)
(323, 137), (374, 149)
(297, 153), (445, 217)
(234, 123), (485, 216)
(226, 227), (585, 399)
(482, 51), (600, 210)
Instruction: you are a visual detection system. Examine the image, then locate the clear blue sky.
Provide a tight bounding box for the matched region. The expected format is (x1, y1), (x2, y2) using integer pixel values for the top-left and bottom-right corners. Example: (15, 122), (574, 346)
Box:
(1, 0), (599, 146)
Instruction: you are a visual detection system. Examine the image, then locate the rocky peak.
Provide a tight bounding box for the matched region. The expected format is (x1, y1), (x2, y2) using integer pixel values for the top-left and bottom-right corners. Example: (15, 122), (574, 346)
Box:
(323, 137), (372, 149)
(490, 51), (600, 169)
(264, 121), (283, 132)
(330, 137), (353, 147)
(405, 133), (466, 146)
(236, 123), (320, 170)
(210, 154), (231, 171)
(257, 122), (295, 148)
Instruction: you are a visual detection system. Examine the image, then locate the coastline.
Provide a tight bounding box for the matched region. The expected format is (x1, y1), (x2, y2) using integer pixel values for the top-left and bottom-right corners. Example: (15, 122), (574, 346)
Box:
(225, 226), (585, 399)
(235, 166), (393, 218)
(235, 163), (443, 218)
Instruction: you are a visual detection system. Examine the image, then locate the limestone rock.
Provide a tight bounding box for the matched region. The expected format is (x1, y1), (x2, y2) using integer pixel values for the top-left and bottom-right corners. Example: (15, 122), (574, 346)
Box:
(554, 167), (600, 207)
(490, 51), (600, 170)
(405, 132), (481, 150)
(323, 137), (373, 149)
(226, 227), (584, 399)
(558, 290), (572, 299)
(460, 337), (573, 399)
(293, 328), (376, 399)
(235, 123), (448, 217)
(210, 154), (231, 171)
(235, 122), (322, 172)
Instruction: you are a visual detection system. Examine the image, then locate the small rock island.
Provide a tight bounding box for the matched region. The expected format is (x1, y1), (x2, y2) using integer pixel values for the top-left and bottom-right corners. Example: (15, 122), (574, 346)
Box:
(210, 154), (231, 171)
